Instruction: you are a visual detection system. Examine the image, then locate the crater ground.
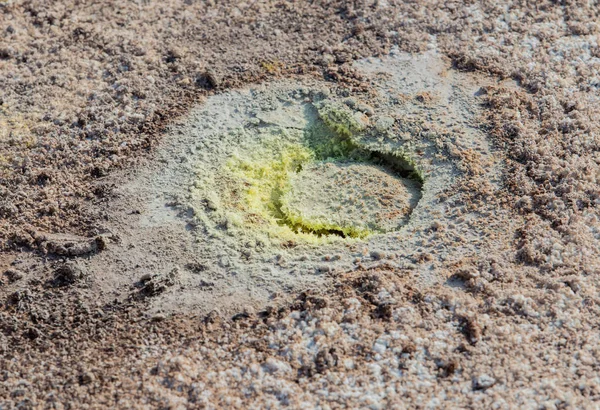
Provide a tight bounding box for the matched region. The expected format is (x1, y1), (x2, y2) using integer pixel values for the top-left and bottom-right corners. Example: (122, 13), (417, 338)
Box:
(1, 1), (600, 409)
(74, 53), (509, 317)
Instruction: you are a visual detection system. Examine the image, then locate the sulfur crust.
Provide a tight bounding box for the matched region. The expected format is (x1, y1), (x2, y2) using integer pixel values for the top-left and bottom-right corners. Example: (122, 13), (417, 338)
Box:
(204, 100), (422, 243)
(225, 141), (311, 222)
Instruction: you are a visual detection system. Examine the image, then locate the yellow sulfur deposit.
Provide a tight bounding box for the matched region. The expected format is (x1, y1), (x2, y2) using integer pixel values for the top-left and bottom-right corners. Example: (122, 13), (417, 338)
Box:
(198, 100), (422, 244)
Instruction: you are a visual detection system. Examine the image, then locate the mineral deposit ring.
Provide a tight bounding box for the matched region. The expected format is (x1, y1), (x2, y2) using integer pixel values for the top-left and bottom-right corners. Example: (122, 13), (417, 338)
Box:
(89, 51), (512, 314)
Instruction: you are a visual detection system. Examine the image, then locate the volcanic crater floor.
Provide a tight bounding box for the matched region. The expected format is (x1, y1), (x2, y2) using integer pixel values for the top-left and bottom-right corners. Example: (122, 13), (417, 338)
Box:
(281, 161), (421, 237)
(66, 51), (518, 316)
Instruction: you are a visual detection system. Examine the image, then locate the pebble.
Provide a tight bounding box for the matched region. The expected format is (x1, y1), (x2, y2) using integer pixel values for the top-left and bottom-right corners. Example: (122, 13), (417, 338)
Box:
(3, 268), (24, 283)
(473, 374), (496, 390)
(357, 102), (375, 116)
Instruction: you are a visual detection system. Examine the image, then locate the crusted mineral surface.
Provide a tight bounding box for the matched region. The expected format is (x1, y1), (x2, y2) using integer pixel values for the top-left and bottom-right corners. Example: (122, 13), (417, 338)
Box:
(281, 161), (420, 237)
(2, 2), (599, 408)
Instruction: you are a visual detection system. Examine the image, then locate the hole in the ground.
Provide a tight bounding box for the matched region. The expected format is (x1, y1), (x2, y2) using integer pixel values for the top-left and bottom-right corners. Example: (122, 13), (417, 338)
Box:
(196, 100), (423, 243)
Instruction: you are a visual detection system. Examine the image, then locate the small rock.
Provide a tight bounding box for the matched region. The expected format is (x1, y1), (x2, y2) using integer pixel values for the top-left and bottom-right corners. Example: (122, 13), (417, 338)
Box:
(564, 277), (581, 293)
(139, 273), (152, 282)
(473, 374), (496, 390)
(462, 316), (482, 344)
(204, 69), (219, 88)
(372, 303), (394, 320)
(151, 313), (166, 322)
(344, 97), (358, 108)
(315, 348), (338, 373)
(437, 359), (459, 378)
(316, 265), (334, 274)
(316, 88), (331, 99)
(262, 357), (292, 374)
(356, 102), (375, 116)
(232, 305), (255, 321)
(3, 268), (24, 283)
(204, 309), (222, 324)
(320, 53), (335, 66)
(137, 269), (177, 298)
(431, 221), (446, 232)
(372, 340), (387, 355)
(44, 235), (106, 257)
(7, 289), (31, 307)
(204, 197), (218, 211)
(79, 371), (95, 385)
(23, 327), (40, 340)
(52, 264), (84, 286)
(370, 250), (387, 260)
(334, 52), (349, 64)
(10, 389), (26, 398)
(375, 116), (395, 131)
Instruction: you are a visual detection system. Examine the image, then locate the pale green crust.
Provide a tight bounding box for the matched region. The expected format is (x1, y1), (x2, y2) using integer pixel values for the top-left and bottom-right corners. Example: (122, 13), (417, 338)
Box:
(280, 162), (420, 238)
(195, 99), (423, 243)
(315, 101), (368, 138)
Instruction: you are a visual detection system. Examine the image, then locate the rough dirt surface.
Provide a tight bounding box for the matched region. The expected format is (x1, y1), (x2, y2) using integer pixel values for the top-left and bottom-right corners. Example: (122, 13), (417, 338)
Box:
(2, 1), (600, 408)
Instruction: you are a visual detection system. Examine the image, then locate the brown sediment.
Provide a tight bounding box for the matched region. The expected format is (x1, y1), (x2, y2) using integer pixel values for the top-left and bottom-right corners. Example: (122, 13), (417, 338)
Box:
(1, 1), (600, 408)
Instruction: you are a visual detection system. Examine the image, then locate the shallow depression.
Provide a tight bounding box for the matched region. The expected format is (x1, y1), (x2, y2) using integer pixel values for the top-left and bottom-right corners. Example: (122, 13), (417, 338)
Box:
(281, 161), (421, 238)
(194, 97), (424, 244)
(86, 51), (512, 315)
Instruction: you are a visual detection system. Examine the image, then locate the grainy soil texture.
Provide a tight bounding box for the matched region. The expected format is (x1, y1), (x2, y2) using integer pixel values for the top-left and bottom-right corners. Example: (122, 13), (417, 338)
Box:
(1, 1), (600, 409)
